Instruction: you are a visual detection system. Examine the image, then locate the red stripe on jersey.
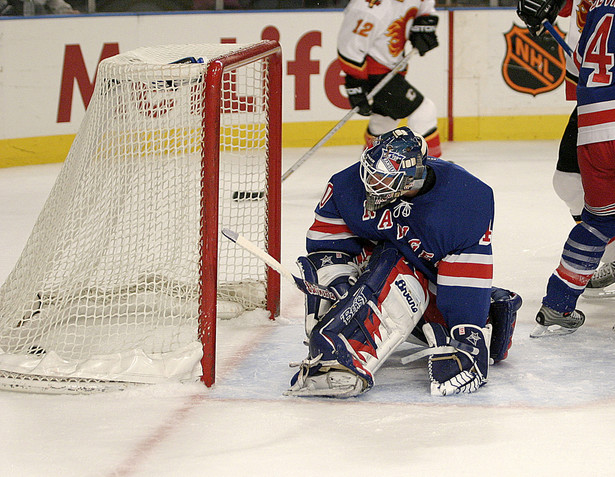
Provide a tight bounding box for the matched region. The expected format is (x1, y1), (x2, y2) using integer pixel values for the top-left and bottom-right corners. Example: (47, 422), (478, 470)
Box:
(578, 109), (615, 127)
(438, 260), (493, 280)
(338, 55), (406, 80)
(555, 263), (593, 286)
(309, 219), (353, 235)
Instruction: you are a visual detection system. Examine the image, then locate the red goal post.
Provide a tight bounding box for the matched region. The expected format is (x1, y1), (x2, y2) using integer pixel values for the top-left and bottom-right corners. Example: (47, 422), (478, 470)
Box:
(200, 41), (282, 387)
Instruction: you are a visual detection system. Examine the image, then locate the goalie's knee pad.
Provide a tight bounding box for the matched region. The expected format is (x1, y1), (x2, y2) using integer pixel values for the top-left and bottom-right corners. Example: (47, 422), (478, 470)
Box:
(424, 322), (491, 396)
(296, 251), (360, 337)
(288, 243), (428, 397)
(488, 287), (522, 363)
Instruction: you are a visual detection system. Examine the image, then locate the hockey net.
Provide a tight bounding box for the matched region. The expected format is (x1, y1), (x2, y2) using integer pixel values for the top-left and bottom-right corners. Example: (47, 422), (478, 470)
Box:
(0, 41), (282, 393)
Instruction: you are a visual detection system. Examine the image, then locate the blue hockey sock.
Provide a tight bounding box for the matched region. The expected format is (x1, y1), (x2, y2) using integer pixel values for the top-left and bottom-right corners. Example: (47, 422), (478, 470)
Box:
(544, 219), (611, 312)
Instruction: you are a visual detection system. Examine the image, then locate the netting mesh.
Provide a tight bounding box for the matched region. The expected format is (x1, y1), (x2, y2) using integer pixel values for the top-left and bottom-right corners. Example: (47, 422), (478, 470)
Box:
(0, 43), (274, 389)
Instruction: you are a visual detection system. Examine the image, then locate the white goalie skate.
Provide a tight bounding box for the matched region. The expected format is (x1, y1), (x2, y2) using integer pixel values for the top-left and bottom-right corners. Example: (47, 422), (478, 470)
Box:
(583, 261), (615, 298)
(284, 354), (368, 398)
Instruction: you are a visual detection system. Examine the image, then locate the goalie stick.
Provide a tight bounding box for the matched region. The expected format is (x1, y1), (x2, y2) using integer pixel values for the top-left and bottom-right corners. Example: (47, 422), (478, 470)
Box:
(221, 228), (338, 301)
(281, 49), (419, 183)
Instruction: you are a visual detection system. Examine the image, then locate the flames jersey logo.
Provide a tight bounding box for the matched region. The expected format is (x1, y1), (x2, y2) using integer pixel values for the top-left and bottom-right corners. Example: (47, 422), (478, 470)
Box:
(502, 24), (566, 95)
(386, 8), (418, 57)
(576, 0), (591, 32)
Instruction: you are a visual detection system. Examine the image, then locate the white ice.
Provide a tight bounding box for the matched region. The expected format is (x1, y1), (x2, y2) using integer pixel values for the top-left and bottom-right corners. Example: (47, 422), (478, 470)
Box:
(2, 141), (615, 476)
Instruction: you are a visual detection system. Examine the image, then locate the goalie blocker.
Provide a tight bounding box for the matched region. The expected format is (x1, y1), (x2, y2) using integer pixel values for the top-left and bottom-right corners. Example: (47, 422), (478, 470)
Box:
(286, 243), (521, 398)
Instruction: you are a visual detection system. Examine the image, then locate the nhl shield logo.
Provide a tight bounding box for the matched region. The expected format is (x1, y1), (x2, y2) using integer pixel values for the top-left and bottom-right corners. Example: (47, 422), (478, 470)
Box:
(502, 24), (566, 96)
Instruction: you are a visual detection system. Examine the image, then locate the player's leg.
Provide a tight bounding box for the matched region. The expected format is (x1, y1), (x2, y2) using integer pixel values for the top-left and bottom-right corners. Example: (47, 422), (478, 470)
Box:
(534, 140), (615, 336)
(553, 109), (615, 297)
(286, 242), (428, 398)
(578, 140), (615, 300)
(368, 74), (441, 156)
(406, 97), (441, 157)
(364, 114), (397, 150)
(533, 221), (600, 337)
(553, 109), (582, 220)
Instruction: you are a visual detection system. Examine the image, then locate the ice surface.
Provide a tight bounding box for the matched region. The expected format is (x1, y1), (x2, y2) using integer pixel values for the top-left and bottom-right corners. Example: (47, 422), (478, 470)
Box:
(2, 141), (615, 476)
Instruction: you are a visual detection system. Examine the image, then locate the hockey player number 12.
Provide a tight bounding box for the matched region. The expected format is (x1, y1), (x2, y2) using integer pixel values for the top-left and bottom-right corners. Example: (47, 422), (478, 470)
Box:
(353, 20), (374, 37)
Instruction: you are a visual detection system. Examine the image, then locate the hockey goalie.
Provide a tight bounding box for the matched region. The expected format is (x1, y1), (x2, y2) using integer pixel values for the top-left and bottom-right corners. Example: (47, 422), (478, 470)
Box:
(286, 127), (521, 398)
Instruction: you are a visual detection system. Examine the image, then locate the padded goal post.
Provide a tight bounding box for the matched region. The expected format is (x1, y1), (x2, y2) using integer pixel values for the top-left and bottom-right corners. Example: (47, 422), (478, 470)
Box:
(0, 41), (282, 393)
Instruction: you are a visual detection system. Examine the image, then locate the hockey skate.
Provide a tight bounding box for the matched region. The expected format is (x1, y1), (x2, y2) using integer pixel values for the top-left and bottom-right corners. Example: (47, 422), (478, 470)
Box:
(284, 354), (369, 398)
(583, 261), (615, 298)
(530, 305), (585, 338)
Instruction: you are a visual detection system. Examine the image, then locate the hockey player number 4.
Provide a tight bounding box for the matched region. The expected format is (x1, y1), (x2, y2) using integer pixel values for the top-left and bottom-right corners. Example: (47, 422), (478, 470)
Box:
(583, 14), (615, 87)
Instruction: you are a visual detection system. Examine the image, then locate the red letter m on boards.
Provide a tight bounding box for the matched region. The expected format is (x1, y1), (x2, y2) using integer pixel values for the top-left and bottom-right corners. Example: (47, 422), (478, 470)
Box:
(57, 43), (120, 123)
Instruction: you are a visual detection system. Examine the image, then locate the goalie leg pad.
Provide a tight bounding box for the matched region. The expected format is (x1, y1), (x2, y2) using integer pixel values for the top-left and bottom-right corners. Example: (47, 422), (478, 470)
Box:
(488, 287), (522, 363)
(424, 323), (491, 396)
(286, 243), (428, 398)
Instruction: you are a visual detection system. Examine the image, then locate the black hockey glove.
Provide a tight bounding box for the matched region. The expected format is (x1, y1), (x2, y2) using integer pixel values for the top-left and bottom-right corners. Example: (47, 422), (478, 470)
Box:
(517, 0), (566, 37)
(344, 76), (372, 116)
(410, 15), (439, 56)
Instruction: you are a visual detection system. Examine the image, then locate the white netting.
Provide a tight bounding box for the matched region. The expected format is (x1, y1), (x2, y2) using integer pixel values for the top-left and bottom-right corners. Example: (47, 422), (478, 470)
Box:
(0, 43), (276, 390)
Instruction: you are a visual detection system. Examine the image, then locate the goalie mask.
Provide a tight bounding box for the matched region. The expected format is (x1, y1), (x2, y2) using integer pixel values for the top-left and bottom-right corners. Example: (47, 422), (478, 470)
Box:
(360, 127), (428, 211)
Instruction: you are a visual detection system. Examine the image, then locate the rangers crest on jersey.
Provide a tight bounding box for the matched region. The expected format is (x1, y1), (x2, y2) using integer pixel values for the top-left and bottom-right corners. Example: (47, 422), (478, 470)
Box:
(502, 24), (566, 96)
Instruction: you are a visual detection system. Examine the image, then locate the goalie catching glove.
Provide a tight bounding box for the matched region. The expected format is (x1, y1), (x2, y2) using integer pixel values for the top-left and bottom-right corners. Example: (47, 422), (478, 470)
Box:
(423, 323), (491, 396)
(410, 15), (439, 56)
(517, 0), (566, 37)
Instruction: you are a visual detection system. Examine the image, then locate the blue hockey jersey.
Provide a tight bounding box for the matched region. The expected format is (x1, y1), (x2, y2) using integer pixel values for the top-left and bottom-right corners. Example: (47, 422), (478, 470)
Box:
(576, 1), (615, 145)
(306, 158), (494, 328)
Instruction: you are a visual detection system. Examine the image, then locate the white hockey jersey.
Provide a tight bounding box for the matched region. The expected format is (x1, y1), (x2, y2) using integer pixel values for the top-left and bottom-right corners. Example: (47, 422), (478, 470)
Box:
(559, 0), (589, 100)
(337, 0), (437, 79)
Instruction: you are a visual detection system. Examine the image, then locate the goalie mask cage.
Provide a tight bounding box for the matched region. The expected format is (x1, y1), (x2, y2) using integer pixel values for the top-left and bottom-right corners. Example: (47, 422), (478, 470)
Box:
(0, 41), (282, 393)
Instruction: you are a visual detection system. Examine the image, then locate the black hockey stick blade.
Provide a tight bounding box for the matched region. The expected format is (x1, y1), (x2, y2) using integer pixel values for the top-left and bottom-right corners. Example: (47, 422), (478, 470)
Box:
(232, 190), (265, 201)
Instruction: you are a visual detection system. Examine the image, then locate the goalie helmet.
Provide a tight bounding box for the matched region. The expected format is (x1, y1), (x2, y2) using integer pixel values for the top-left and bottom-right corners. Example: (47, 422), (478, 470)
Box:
(360, 127), (428, 211)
